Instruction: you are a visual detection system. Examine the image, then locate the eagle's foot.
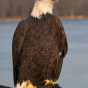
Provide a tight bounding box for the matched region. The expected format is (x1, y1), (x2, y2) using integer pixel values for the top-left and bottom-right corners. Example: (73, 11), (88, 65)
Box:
(16, 80), (62, 88)
(16, 80), (37, 88)
(43, 80), (56, 86)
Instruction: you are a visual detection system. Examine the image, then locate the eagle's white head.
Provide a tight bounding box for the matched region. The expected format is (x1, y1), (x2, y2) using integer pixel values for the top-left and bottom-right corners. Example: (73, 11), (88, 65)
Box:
(31, 0), (57, 19)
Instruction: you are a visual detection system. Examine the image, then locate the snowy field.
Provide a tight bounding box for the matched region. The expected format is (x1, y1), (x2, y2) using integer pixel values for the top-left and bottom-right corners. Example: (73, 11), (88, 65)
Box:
(0, 19), (88, 88)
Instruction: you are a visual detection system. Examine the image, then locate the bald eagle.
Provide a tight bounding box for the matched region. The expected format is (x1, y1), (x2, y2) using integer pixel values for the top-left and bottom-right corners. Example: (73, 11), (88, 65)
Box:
(12, 0), (68, 87)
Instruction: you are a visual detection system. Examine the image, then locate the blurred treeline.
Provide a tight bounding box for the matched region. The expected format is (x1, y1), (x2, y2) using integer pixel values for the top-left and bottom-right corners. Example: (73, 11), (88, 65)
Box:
(0, 0), (88, 17)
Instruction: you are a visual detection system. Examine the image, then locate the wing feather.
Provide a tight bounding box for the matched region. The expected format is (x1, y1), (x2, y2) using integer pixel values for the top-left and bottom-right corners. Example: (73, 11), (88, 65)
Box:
(12, 21), (27, 85)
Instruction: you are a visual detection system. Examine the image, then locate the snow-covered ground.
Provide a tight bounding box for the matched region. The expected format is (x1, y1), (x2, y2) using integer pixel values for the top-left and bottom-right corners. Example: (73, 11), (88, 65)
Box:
(0, 20), (88, 88)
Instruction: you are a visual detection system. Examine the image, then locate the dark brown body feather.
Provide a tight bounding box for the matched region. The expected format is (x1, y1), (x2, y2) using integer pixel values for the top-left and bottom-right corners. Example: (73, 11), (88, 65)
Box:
(12, 14), (68, 86)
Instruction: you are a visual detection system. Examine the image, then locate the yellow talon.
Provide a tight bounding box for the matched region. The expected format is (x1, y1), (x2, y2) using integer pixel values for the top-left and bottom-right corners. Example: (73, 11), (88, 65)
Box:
(27, 81), (37, 88)
(44, 80), (56, 86)
(16, 80), (56, 88)
(16, 80), (37, 88)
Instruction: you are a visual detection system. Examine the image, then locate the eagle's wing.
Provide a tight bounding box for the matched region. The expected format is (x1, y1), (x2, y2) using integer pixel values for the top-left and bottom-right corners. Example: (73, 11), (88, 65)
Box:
(53, 17), (68, 79)
(12, 20), (27, 85)
(56, 17), (68, 59)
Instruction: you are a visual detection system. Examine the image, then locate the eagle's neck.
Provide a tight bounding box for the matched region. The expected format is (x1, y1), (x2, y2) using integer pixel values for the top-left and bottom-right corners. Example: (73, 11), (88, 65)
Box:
(31, 0), (54, 19)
